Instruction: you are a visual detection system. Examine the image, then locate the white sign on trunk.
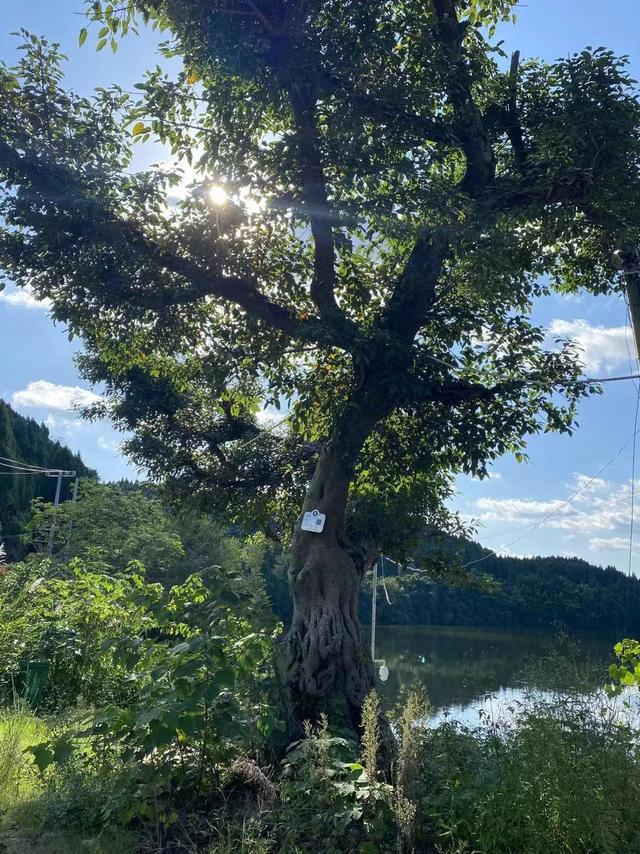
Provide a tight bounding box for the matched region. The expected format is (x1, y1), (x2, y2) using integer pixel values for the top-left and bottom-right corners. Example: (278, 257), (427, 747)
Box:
(301, 509), (326, 533)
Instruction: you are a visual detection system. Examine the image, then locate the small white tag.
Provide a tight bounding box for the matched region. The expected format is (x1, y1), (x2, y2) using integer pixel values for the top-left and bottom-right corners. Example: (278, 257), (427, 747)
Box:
(301, 509), (326, 533)
(378, 664), (389, 682)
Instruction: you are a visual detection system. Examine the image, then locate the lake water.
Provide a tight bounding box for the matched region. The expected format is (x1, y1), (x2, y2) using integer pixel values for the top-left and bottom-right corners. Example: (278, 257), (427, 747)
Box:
(372, 625), (636, 726)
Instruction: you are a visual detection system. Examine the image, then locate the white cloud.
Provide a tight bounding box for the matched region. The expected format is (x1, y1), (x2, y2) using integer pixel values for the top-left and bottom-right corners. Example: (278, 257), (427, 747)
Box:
(43, 413), (87, 433)
(475, 473), (636, 538)
(97, 435), (121, 452)
(547, 319), (631, 374)
(475, 496), (566, 522)
(11, 381), (101, 412)
(0, 286), (51, 310)
(590, 537), (633, 552)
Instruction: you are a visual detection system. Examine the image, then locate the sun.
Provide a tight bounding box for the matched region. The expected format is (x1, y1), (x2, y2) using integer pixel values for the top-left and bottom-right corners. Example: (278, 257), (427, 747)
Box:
(208, 185), (228, 206)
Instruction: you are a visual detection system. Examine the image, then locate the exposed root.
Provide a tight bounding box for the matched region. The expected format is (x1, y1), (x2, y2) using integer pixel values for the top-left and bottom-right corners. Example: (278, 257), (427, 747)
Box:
(228, 757), (277, 803)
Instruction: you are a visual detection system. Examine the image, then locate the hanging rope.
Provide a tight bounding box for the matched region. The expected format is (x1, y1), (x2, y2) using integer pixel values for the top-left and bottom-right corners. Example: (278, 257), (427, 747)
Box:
(379, 554), (393, 605)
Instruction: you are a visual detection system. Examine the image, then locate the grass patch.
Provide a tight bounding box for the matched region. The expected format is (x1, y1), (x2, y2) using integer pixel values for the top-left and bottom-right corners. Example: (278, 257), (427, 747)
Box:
(0, 704), (48, 819)
(0, 707), (137, 854)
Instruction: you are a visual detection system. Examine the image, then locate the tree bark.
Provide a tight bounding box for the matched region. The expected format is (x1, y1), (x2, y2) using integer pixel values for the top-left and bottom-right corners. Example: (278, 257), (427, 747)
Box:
(284, 531), (373, 730)
(282, 397), (383, 732)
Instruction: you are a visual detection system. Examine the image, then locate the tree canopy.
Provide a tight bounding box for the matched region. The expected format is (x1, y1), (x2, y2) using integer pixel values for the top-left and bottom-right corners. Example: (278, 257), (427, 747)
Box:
(28, 480), (185, 577)
(3, 2), (637, 549)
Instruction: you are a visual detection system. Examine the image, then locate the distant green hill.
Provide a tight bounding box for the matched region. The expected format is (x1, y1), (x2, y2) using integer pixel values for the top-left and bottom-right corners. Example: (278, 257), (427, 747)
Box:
(0, 400), (97, 560)
(261, 533), (640, 634)
(369, 535), (640, 635)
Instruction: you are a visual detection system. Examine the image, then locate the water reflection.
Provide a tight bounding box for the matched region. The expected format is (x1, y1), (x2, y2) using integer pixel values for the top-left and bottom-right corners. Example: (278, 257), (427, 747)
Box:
(372, 625), (623, 723)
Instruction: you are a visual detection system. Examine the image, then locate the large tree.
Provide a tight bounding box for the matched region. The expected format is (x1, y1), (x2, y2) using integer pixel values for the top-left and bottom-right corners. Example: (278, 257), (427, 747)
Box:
(1, 1), (639, 727)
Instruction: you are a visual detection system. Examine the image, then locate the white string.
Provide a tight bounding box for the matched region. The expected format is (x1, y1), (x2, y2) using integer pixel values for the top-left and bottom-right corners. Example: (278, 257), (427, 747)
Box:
(379, 554), (393, 604)
(623, 298), (639, 393)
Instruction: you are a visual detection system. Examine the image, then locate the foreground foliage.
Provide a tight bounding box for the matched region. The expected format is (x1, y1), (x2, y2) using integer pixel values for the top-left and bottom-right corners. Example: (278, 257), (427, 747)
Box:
(1, 690), (640, 853)
(0, 556), (639, 852)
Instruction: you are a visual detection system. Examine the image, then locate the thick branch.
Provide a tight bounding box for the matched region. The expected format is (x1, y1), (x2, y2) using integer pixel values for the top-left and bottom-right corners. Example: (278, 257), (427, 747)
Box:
(406, 375), (503, 406)
(289, 82), (341, 320)
(381, 226), (451, 346)
(0, 139), (357, 350)
(319, 71), (459, 148)
(432, 0), (495, 194)
(504, 50), (528, 171)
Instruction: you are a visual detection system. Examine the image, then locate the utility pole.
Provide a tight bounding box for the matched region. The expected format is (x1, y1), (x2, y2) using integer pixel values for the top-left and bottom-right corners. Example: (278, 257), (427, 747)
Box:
(63, 476), (80, 560)
(621, 247), (640, 580)
(370, 555), (379, 662)
(621, 246), (640, 364)
(46, 469), (76, 555)
(369, 555), (389, 682)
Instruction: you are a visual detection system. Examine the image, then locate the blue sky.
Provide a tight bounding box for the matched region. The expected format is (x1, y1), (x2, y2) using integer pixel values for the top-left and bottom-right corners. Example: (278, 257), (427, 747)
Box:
(2, 1), (640, 572)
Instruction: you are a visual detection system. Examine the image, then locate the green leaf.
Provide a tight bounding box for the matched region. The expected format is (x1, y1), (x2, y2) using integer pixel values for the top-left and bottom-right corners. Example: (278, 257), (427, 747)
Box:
(53, 737), (74, 765)
(28, 742), (54, 773)
(78, 28), (88, 47)
(132, 121), (146, 136)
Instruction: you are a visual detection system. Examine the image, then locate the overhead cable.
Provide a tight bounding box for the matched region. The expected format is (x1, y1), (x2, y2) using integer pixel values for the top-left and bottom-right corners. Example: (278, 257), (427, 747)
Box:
(463, 421), (640, 569)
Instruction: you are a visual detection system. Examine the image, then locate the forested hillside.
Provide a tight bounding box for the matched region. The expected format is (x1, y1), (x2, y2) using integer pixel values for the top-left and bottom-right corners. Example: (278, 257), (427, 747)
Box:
(263, 540), (640, 634)
(0, 400), (96, 559)
(366, 537), (640, 634)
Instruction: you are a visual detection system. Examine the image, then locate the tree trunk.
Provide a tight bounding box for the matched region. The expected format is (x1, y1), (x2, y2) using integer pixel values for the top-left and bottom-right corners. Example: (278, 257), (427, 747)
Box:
(282, 399), (381, 732)
(284, 532), (373, 730)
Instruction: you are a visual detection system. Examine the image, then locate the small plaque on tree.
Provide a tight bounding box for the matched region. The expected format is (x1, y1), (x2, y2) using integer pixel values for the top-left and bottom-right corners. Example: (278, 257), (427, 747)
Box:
(301, 509), (326, 533)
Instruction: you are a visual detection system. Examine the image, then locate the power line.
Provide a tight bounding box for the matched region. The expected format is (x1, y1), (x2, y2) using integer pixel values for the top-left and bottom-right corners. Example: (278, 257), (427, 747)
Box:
(463, 421), (640, 569)
(0, 457), (75, 477)
(0, 472), (52, 476)
(0, 464), (52, 475)
(0, 456), (55, 472)
(475, 489), (637, 543)
(584, 373), (640, 384)
(0, 461), (50, 473)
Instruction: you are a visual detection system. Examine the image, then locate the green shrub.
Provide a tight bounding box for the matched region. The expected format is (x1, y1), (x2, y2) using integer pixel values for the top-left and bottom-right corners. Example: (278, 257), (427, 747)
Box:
(12, 562), (283, 848)
(415, 694), (640, 853)
(276, 706), (397, 854)
(0, 558), (157, 709)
